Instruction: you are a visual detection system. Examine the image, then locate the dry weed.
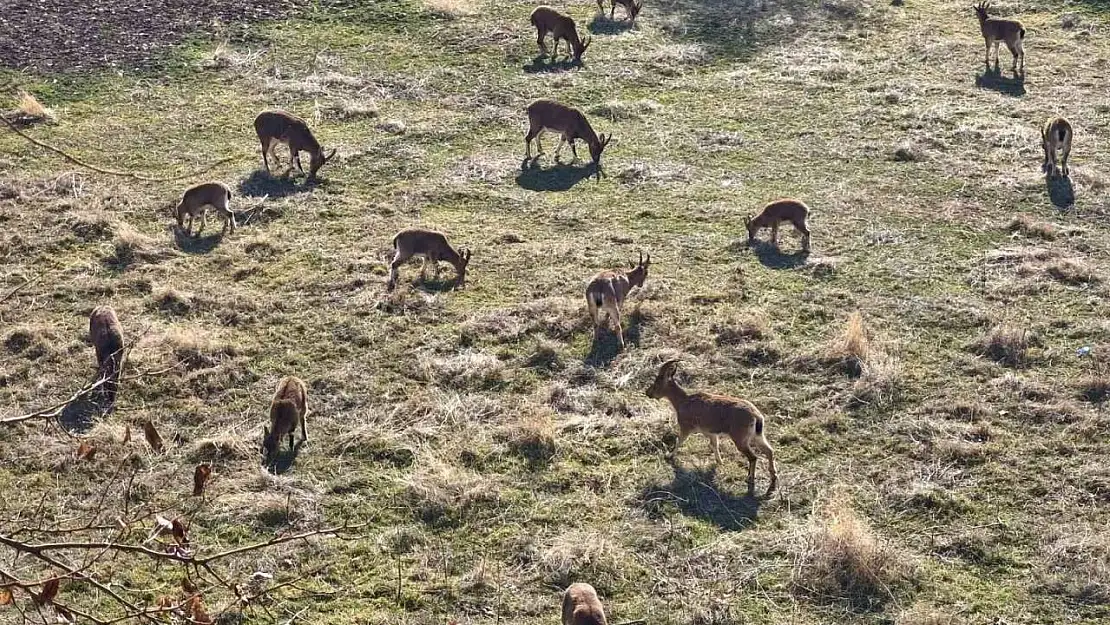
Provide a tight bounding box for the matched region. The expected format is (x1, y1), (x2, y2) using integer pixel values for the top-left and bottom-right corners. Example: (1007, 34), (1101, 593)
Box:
(972, 324), (1035, 367)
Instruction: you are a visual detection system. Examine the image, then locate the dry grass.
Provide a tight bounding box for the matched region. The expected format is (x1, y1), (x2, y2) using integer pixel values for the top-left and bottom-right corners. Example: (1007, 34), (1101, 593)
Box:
(419, 349), (506, 390)
(793, 494), (918, 610)
(822, 312), (871, 376)
(1005, 214), (1058, 241)
(1038, 524), (1110, 605)
(422, 0), (475, 18)
(972, 325), (1036, 367)
(9, 90), (56, 124)
(1046, 259), (1098, 285)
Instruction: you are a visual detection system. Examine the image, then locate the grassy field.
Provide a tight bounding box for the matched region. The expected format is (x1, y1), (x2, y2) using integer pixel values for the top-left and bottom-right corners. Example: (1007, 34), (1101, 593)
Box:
(2, 0), (1110, 623)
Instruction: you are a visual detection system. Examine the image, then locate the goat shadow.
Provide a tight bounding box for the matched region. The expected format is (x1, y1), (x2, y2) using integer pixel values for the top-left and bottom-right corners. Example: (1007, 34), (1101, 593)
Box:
(522, 56), (581, 74)
(637, 463), (764, 532)
(584, 304), (646, 366)
(1046, 174), (1075, 209)
(975, 65), (1026, 96)
(516, 157), (597, 192)
(743, 239), (810, 269)
(587, 15), (636, 35)
(237, 169), (318, 199)
(173, 228), (224, 254)
(266, 440), (306, 475)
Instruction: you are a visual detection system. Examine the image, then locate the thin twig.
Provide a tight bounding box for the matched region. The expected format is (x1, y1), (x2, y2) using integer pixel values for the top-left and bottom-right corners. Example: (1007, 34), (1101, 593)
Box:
(0, 113), (235, 182)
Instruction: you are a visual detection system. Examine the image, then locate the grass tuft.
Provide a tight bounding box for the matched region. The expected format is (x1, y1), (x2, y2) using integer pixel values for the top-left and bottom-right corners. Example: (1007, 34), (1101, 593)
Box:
(793, 494), (919, 610)
(972, 325), (1035, 367)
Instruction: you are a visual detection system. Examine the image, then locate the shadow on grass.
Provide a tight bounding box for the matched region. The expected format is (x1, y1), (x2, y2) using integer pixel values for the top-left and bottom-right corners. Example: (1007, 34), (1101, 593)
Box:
(748, 240), (809, 269)
(637, 463), (762, 531)
(522, 56), (582, 73)
(975, 65), (1026, 96)
(173, 229), (223, 254)
(267, 441), (305, 475)
(584, 307), (645, 366)
(516, 157), (597, 191)
(1047, 174), (1075, 209)
(587, 15), (637, 34)
(237, 169), (317, 199)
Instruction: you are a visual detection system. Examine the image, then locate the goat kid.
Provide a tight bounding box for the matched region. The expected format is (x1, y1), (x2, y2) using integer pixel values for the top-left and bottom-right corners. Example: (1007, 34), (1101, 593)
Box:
(745, 198), (811, 252)
(531, 7), (591, 62)
(263, 376), (309, 462)
(176, 181), (235, 237)
(1041, 116), (1072, 178)
(524, 99), (611, 167)
(254, 110), (336, 181)
(388, 228), (472, 291)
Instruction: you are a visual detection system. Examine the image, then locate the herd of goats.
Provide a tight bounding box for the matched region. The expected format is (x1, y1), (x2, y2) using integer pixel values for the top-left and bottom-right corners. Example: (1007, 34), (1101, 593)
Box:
(51, 2), (1078, 622)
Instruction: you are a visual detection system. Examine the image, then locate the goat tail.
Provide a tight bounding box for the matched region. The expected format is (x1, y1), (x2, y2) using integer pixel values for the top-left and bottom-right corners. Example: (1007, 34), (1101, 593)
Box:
(592, 292), (603, 308)
(755, 416), (764, 436)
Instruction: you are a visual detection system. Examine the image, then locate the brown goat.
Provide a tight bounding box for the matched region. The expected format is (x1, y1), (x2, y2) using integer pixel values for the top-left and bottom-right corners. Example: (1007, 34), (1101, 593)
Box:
(525, 99), (611, 166)
(263, 376), (309, 462)
(974, 1), (1025, 73)
(597, 0), (642, 21)
(562, 583), (607, 625)
(746, 199), (811, 252)
(89, 305), (124, 407)
(531, 7), (591, 62)
(254, 110), (336, 181)
(585, 251), (649, 349)
(646, 360), (777, 494)
(175, 181), (234, 236)
(388, 228), (472, 291)
(1041, 116), (1073, 178)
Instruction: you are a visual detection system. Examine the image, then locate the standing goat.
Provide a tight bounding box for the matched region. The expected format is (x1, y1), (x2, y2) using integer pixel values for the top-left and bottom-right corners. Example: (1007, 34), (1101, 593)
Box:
(387, 228), (472, 291)
(597, 0), (642, 21)
(263, 376), (309, 463)
(585, 251), (649, 349)
(524, 99), (611, 167)
(531, 7), (591, 63)
(1041, 116), (1072, 178)
(974, 1), (1025, 73)
(254, 110), (336, 181)
(646, 360), (778, 495)
(89, 306), (124, 409)
(745, 199), (811, 252)
(175, 182), (235, 237)
(562, 583), (607, 625)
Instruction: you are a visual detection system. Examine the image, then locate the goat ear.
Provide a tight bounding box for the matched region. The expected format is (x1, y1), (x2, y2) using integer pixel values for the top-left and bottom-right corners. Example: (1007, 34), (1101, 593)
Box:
(638, 251), (644, 266)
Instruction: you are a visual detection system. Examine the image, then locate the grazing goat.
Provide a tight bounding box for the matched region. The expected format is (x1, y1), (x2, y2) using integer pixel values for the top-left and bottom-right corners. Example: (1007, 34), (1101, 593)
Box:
(531, 7), (591, 62)
(175, 182), (235, 237)
(1041, 116), (1072, 178)
(263, 376), (309, 462)
(585, 251), (649, 349)
(562, 583), (607, 625)
(525, 99), (611, 167)
(974, 1), (1024, 73)
(388, 228), (472, 291)
(597, 0), (642, 21)
(746, 198), (811, 252)
(646, 360), (777, 494)
(89, 306), (124, 408)
(254, 110), (336, 181)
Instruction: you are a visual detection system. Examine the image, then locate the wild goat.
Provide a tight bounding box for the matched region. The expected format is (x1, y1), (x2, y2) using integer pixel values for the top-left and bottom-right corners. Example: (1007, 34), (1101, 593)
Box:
(746, 198), (811, 252)
(585, 251), (649, 349)
(1041, 116), (1072, 178)
(525, 99), (611, 167)
(387, 228), (472, 291)
(562, 583), (607, 625)
(175, 182), (235, 237)
(254, 110), (336, 181)
(89, 306), (124, 408)
(597, 0), (642, 21)
(263, 376), (309, 462)
(531, 7), (591, 62)
(974, 1), (1025, 73)
(646, 360), (778, 494)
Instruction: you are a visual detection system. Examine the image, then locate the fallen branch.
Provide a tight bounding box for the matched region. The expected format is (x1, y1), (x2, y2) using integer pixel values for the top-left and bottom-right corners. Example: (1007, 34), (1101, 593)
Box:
(0, 377), (109, 427)
(0, 276), (36, 305)
(0, 113), (234, 183)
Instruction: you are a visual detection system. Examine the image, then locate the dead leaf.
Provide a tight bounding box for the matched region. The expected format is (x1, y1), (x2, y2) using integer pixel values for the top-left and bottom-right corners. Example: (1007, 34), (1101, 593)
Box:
(33, 578), (59, 605)
(192, 464), (212, 497)
(121, 424), (131, 443)
(142, 420), (164, 453)
(155, 595), (174, 608)
(189, 596), (212, 624)
(171, 519), (189, 546)
(0, 588), (12, 605)
(75, 441), (96, 461)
